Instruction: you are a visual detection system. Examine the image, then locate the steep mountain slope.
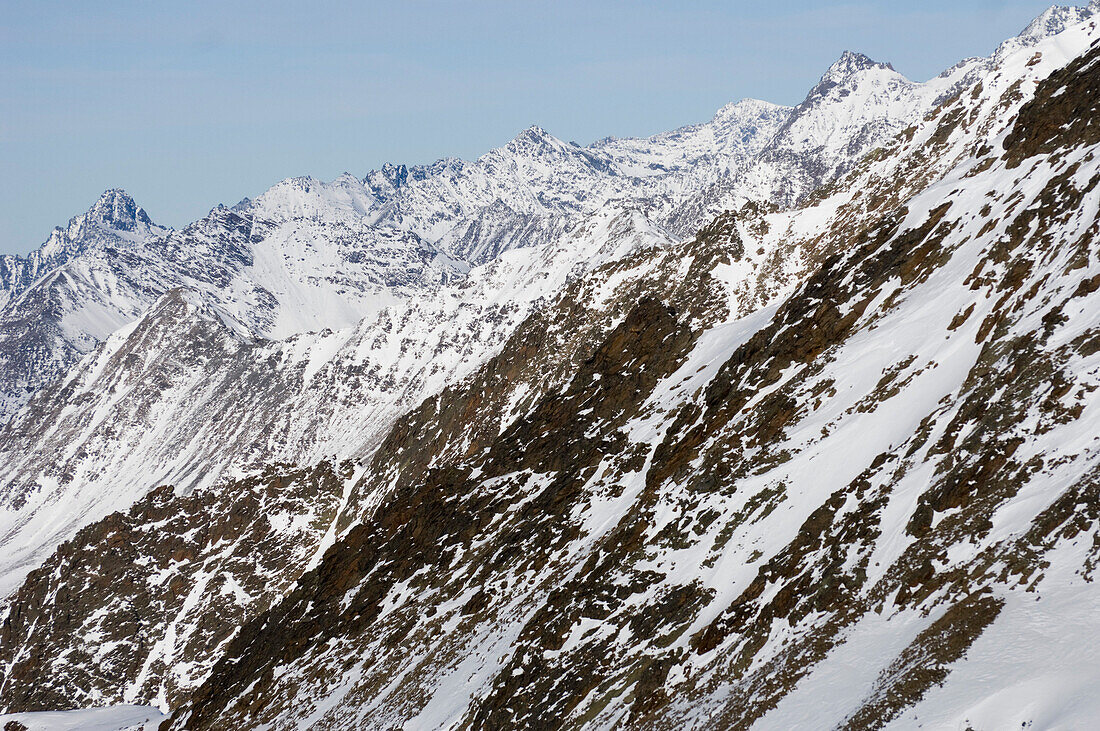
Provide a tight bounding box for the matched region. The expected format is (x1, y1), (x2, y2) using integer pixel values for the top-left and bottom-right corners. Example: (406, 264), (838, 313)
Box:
(0, 461), (349, 712)
(0, 181), (462, 425)
(2, 5), (1099, 729)
(0, 27), (980, 602)
(0, 206), (722, 709)
(0, 191), (169, 417)
(134, 12), (1098, 729)
(0, 206), (671, 599)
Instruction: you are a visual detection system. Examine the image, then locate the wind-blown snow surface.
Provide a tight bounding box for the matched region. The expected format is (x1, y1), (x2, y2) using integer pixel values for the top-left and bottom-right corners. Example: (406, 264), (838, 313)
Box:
(0, 206), (671, 598)
(0, 705), (164, 731)
(1, 3), (1100, 727)
(145, 8), (1100, 729)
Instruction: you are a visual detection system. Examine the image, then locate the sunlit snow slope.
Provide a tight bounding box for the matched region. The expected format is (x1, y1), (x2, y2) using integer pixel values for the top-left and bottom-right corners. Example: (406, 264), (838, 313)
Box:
(0, 4), (1099, 730)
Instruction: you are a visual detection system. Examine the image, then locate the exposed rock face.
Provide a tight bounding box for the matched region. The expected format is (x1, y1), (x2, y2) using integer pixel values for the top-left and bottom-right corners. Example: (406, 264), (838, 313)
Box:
(0, 461), (350, 711)
(0, 207), (674, 598)
(150, 15), (1100, 730)
(2, 5), (1100, 730)
(1003, 34), (1100, 166)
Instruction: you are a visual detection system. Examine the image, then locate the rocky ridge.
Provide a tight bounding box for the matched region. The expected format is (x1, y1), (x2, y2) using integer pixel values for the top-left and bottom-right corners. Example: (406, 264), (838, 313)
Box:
(0, 18), (1013, 602)
(0, 4), (1099, 729)
(0, 206), (671, 598)
(160, 15), (1100, 728)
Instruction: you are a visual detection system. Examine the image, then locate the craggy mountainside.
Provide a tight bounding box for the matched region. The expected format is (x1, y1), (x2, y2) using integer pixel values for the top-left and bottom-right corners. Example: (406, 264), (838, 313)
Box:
(1, 5), (1099, 730)
(157, 19), (1100, 729)
(0, 17), (1014, 603)
(0, 192), (801, 713)
(0, 462), (350, 712)
(15, 0), (1088, 430)
(0, 207), (675, 599)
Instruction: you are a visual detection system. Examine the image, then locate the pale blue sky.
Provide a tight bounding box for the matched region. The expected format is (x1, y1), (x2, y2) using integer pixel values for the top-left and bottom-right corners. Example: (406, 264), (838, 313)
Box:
(0, 0), (1065, 253)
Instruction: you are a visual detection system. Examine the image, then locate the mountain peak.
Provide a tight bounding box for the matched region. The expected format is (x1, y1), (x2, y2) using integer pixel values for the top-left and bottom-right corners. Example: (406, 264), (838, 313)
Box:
(509, 125), (561, 150)
(84, 188), (155, 232)
(1015, 2), (1099, 46)
(712, 98), (792, 123)
(793, 50), (899, 111)
(822, 50), (893, 82)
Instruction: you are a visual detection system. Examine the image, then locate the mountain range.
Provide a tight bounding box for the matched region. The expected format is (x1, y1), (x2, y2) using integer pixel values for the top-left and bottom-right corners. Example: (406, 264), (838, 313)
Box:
(1, 3), (1100, 729)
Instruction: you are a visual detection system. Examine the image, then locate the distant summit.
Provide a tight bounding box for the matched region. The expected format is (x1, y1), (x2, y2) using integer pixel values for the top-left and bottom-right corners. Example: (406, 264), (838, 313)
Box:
(803, 50), (899, 106)
(83, 189), (156, 232)
(825, 50), (893, 80)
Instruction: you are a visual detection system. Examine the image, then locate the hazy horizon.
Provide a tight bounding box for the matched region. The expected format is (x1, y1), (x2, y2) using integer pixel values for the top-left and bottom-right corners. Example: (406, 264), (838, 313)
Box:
(0, 0), (1068, 254)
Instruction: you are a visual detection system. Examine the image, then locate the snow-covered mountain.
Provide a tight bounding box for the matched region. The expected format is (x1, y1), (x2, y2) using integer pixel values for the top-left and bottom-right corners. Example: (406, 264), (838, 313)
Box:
(0, 189), (163, 303)
(0, 181), (464, 421)
(0, 27), (972, 597)
(5, 5), (1058, 427)
(150, 13), (1099, 728)
(0, 190), (170, 416)
(2, 3), (1100, 729)
(0, 204), (673, 598)
(5, 0), (1097, 431)
(364, 99), (793, 264)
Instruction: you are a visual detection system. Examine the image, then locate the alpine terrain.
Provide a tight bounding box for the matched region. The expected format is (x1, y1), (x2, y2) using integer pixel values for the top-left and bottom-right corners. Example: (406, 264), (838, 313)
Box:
(2, 3), (1100, 729)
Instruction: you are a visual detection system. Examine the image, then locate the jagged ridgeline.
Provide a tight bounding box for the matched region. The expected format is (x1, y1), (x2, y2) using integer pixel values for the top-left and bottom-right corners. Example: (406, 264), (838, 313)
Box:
(3, 3), (1092, 606)
(1, 3), (1100, 730)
